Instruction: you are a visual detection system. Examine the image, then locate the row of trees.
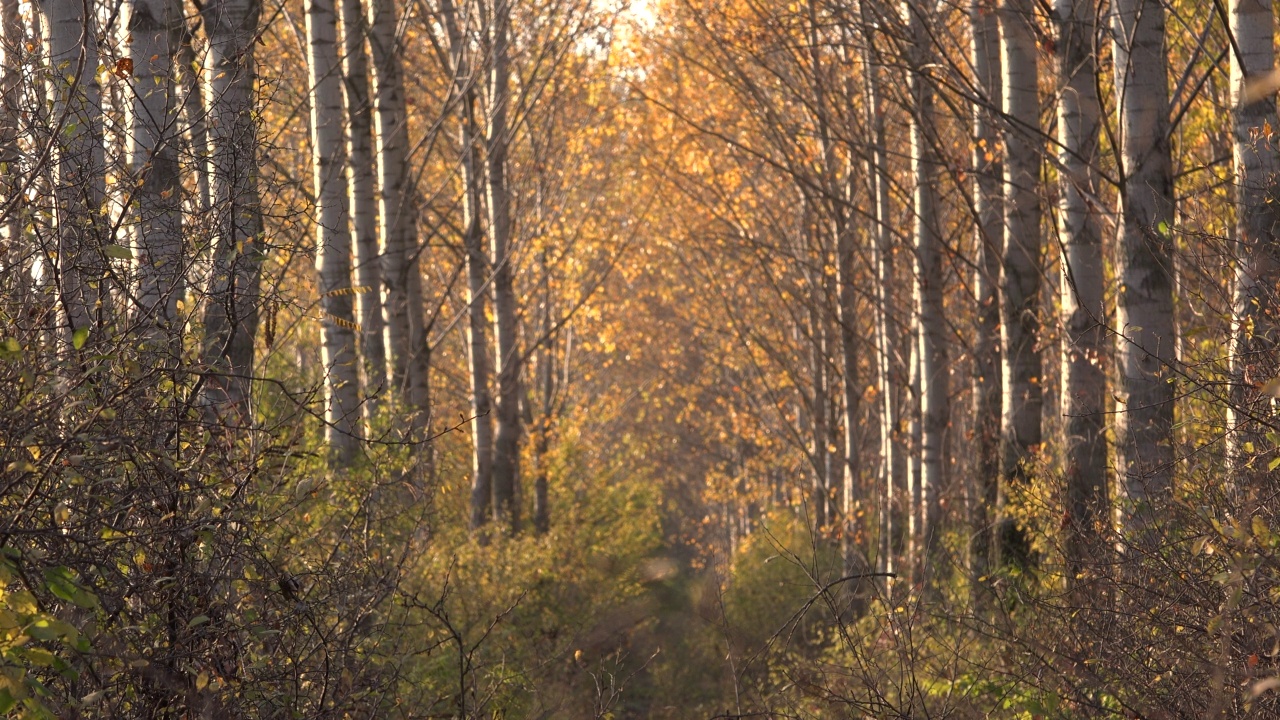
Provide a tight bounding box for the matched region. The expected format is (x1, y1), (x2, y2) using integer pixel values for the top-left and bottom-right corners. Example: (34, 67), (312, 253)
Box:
(636, 0), (1280, 594)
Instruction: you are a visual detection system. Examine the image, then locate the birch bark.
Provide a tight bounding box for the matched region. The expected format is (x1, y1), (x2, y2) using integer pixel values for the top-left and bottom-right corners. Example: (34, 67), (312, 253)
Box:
(130, 0), (184, 341)
(201, 0), (264, 422)
(307, 0), (361, 462)
(997, 0), (1043, 567)
(1228, 0), (1280, 494)
(1054, 0), (1107, 576)
(1110, 0), (1176, 534)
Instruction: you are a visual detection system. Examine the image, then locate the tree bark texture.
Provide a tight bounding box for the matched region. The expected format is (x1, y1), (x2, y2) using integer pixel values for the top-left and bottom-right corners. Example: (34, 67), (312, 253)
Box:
(307, 0), (361, 463)
(1110, 0), (1177, 534)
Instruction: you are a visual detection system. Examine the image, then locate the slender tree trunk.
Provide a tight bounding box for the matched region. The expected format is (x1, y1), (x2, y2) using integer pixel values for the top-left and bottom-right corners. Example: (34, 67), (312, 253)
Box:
(1110, 0), (1176, 537)
(969, 0), (1002, 605)
(341, 0), (387, 409)
(40, 0), (106, 344)
(1054, 0), (1107, 582)
(996, 0), (1043, 568)
(2, 0), (25, 290)
(1228, 0), (1280, 497)
(130, 0), (184, 345)
(368, 0), (430, 433)
(907, 0), (945, 590)
(201, 0), (264, 423)
(488, 0), (521, 532)
(808, 279), (830, 531)
(533, 253), (554, 534)
(464, 97), (495, 530)
(307, 0), (361, 463)
(860, 14), (900, 589)
(176, 25), (211, 215)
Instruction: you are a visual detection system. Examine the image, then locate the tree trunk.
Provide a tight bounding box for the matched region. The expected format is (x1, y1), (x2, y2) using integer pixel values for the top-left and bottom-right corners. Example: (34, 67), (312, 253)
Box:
(341, 0), (387, 410)
(2, 0), (25, 290)
(1110, 0), (1176, 537)
(130, 0), (184, 344)
(368, 0), (430, 433)
(533, 252), (554, 534)
(307, 0), (361, 464)
(907, 0), (945, 590)
(200, 0), (264, 424)
(1054, 0), (1107, 583)
(859, 11), (901, 590)
(40, 0), (107, 344)
(1228, 0), (1280, 497)
(997, 0), (1043, 568)
(969, 0), (1002, 604)
(488, 0), (521, 532)
(176, 25), (210, 215)
(464, 97), (495, 531)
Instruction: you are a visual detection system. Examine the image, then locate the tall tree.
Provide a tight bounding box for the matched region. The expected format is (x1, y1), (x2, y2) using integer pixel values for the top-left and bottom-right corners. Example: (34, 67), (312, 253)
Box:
(1228, 0), (1280, 491)
(1, 0), (23, 279)
(307, 0), (361, 462)
(176, 23), (211, 214)
(1110, 0), (1176, 535)
(341, 0), (388, 408)
(905, 0), (945, 588)
(40, 0), (107, 344)
(867, 38), (902, 589)
(368, 0), (430, 432)
(201, 0), (264, 423)
(438, 0), (497, 529)
(1054, 0), (1107, 580)
(997, 0), (1043, 567)
(487, 0), (521, 530)
(969, 0), (1002, 599)
(130, 0), (184, 342)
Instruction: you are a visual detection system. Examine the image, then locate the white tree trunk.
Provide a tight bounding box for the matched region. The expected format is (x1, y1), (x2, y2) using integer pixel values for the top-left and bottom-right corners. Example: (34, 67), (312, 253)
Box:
(1110, 0), (1176, 534)
(1054, 0), (1107, 576)
(1, 0), (25, 289)
(307, 0), (361, 463)
(907, 0), (945, 589)
(130, 0), (185, 340)
(341, 0), (387, 408)
(969, 0), (1002, 601)
(176, 25), (210, 215)
(201, 0), (264, 422)
(997, 0), (1043, 567)
(1228, 0), (1280, 490)
(464, 110), (495, 529)
(368, 0), (430, 432)
(488, 0), (521, 531)
(40, 0), (106, 342)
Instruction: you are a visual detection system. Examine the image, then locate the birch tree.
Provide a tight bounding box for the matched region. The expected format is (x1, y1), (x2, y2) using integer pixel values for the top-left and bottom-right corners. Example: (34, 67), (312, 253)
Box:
(969, 0), (1002, 598)
(368, 0), (430, 431)
(1110, 0), (1176, 533)
(1228, 0), (1280, 488)
(307, 0), (361, 462)
(201, 0), (264, 422)
(997, 0), (1042, 567)
(129, 0), (184, 341)
(341, 0), (387, 406)
(1053, 0), (1106, 577)
(488, 0), (521, 530)
(40, 0), (107, 344)
(905, 0), (945, 586)
(1, 0), (23, 268)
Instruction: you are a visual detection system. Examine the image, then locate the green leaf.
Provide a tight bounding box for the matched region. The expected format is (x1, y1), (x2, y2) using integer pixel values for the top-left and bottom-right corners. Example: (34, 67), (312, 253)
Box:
(0, 688), (14, 714)
(1268, 457), (1280, 472)
(102, 244), (132, 260)
(42, 567), (98, 610)
(186, 615), (209, 628)
(71, 328), (88, 350)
